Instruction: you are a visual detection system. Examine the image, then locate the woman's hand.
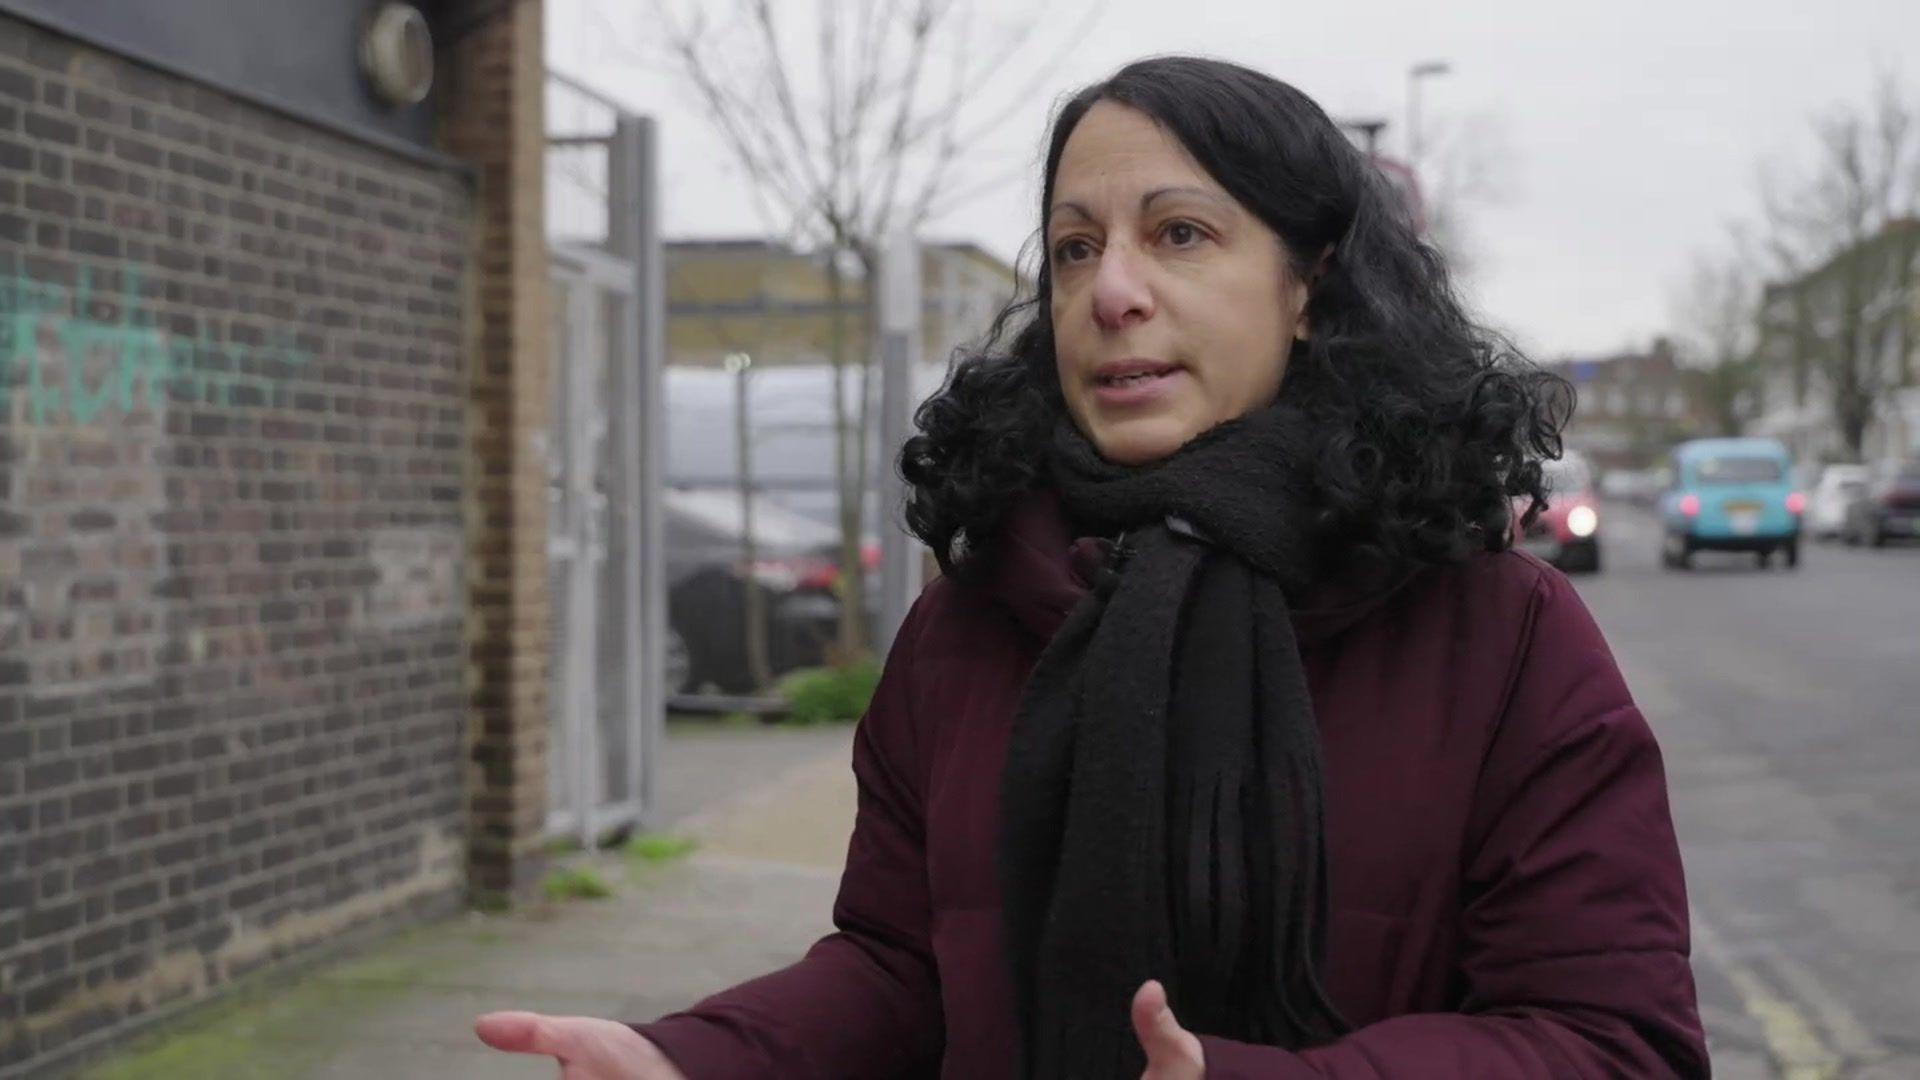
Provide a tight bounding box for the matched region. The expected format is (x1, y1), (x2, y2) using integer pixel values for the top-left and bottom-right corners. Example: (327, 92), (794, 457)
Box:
(1133, 980), (1205, 1080)
(474, 1011), (689, 1080)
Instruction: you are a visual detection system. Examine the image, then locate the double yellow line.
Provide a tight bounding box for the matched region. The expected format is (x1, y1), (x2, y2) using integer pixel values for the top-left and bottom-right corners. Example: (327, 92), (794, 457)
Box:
(1691, 907), (1886, 1078)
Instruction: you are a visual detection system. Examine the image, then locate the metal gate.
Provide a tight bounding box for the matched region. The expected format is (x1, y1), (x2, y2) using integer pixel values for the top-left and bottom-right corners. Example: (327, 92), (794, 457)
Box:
(544, 74), (666, 845)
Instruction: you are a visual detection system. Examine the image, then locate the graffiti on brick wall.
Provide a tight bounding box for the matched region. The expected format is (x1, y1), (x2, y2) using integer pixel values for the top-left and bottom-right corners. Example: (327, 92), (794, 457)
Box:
(0, 269), (314, 426)
(2, 271), (178, 694)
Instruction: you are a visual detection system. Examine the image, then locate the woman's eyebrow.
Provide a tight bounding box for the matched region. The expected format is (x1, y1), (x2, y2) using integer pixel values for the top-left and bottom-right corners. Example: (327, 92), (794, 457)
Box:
(1140, 185), (1228, 211)
(1050, 200), (1095, 224)
(1050, 185), (1229, 223)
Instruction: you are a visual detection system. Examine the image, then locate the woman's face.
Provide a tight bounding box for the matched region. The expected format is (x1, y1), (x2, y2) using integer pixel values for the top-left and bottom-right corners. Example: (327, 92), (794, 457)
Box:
(1047, 101), (1310, 466)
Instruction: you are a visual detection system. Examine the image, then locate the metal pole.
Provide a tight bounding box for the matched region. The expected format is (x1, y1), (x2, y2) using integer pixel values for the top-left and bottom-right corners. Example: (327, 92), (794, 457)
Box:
(612, 114), (666, 828)
(875, 230), (923, 653)
(606, 115), (645, 838)
(728, 351), (770, 688)
(565, 282), (598, 850)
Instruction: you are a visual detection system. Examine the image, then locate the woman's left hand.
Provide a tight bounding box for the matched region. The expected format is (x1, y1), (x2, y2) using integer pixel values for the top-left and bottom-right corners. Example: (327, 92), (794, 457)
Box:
(473, 1011), (686, 1079)
(1132, 980), (1205, 1079)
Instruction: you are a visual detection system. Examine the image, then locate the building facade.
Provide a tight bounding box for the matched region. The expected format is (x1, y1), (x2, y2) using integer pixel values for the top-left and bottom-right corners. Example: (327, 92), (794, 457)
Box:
(665, 238), (1022, 372)
(0, 2), (571, 1073)
(1555, 340), (1712, 473)
(1752, 219), (1920, 469)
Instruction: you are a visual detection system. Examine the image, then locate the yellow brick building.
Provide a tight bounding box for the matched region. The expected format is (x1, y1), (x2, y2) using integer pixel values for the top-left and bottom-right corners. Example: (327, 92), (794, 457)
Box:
(666, 239), (1024, 370)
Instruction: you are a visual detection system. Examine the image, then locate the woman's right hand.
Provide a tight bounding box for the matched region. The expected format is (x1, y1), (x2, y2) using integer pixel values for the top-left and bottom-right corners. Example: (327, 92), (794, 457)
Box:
(474, 1010), (689, 1079)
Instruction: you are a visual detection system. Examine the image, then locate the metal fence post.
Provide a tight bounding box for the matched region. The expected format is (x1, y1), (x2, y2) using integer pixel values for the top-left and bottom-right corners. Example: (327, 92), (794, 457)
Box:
(876, 229), (924, 653)
(609, 112), (665, 827)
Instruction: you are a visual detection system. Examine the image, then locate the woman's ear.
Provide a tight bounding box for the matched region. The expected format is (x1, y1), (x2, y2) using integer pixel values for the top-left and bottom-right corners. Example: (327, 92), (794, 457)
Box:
(1311, 243), (1335, 285)
(1293, 244), (1335, 342)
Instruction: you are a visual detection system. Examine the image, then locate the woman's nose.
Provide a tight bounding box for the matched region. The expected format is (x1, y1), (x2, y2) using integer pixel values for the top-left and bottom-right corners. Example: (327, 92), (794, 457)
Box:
(1090, 247), (1155, 330)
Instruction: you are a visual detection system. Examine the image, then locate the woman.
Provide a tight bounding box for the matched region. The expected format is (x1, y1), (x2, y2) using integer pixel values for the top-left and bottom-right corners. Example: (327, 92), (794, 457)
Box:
(477, 56), (1707, 1078)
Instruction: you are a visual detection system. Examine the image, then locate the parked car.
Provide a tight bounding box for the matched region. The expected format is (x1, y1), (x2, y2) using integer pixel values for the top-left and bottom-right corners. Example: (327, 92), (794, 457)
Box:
(1659, 438), (1803, 570)
(1516, 450), (1602, 573)
(1598, 466), (1666, 508)
(663, 364), (940, 695)
(1808, 464), (1870, 540)
(664, 486), (876, 696)
(1840, 458), (1920, 547)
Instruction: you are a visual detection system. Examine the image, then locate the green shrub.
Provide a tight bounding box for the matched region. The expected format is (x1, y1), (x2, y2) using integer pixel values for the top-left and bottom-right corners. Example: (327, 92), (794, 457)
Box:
(775, 659), (882, 724)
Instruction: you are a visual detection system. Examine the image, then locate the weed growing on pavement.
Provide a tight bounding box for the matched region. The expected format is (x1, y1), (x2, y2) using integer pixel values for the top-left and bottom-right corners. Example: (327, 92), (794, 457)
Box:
(80, 925), (475, 1079)
(541, 866), (615, 902)
(625, 833), (698, 864)
(543, 835), (584, 856)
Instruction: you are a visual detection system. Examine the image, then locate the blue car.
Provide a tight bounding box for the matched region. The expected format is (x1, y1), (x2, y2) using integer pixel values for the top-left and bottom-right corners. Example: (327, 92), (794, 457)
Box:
(1660, 438), (1804, 570)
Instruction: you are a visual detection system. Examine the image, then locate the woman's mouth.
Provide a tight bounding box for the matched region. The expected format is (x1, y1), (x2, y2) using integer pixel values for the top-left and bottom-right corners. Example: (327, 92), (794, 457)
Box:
(1092, 363), (1184, 406)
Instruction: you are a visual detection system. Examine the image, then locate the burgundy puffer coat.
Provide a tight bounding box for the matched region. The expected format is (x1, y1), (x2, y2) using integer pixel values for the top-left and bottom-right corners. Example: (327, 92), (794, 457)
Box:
(637, 491), (1707, 1078)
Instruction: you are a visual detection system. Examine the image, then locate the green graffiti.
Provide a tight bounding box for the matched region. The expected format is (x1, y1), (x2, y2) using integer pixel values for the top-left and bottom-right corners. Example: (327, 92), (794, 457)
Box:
(0, 268), (313, 425)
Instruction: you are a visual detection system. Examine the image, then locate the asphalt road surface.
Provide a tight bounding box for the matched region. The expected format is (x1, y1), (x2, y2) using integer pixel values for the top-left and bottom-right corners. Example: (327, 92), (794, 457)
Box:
(1569, 502), (1920, 1078)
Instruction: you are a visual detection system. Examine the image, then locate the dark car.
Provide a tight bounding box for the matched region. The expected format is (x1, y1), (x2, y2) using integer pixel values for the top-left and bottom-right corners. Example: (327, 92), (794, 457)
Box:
(663, 365), (921, 695)
(1841, 458), (1920, 547)
(665, 486), (876, 696)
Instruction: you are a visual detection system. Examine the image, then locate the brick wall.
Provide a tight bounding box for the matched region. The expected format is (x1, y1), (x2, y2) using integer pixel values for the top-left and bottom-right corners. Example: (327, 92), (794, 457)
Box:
(438, 0), (553, 906)
(0, 15), (472, 1073)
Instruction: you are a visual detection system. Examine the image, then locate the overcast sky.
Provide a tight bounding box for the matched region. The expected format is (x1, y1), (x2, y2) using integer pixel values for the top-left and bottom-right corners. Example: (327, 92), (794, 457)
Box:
(547, 0), (1916, 359)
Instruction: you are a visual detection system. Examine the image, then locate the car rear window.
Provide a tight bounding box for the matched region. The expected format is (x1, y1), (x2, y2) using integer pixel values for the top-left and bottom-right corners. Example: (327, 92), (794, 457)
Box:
(1696, 456), (1784, 484)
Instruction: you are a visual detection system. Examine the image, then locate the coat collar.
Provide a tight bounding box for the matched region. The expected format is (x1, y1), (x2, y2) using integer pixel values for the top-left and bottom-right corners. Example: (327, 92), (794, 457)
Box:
(979, 489), (1086, 645)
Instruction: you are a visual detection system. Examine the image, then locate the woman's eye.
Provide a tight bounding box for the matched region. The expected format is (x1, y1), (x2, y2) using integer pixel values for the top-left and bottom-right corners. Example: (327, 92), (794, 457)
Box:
(1162, 221), (1203, 247)
(1053, 238), (1094, 264)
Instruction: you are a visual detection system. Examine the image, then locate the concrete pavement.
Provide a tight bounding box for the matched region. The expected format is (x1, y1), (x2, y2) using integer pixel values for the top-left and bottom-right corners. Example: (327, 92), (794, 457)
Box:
(79, 723), (857, 1080)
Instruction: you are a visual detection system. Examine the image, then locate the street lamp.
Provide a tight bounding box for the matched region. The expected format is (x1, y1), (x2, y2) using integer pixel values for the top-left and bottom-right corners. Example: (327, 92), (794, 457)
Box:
(1406, 60), (1451, 169)
(1338, 118), (1390, 157)
(722, 350), (753, 490)
(722, 350), (753, 500)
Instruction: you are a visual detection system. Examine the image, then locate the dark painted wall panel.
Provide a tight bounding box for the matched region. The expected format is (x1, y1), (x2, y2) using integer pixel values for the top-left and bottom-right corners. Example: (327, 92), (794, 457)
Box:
(0, 0), (443, 148)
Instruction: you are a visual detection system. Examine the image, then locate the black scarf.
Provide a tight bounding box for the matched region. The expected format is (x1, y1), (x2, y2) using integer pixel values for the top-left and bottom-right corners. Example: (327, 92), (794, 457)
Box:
(998, 404), (1348, 1078)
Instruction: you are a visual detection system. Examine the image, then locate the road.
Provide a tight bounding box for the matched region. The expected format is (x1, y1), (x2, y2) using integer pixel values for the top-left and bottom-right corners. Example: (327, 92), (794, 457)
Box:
(1570, 502), (1920, 1078)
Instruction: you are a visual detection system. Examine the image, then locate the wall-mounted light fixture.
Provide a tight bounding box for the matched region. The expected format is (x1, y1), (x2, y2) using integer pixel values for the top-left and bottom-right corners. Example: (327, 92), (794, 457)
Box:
(360, 2), (434, 107)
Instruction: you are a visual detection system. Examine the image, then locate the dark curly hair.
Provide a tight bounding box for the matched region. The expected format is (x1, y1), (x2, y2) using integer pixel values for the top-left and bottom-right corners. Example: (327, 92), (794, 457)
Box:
(901, 56), (1571, 584)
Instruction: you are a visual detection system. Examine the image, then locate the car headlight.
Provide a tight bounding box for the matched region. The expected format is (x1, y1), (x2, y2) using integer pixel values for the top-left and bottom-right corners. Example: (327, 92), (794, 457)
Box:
(1567, 505), (1598, 538)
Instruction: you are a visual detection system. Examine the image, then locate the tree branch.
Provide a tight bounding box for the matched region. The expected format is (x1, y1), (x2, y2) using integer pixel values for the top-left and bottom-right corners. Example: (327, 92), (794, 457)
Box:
(749, 0), (832, 209)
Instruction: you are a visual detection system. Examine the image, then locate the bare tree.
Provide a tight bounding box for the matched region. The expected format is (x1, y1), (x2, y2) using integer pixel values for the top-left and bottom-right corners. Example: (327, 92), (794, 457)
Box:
(642, 0), (1086, 660)
(1756, 70), (1920, 458)
(1669, 241), (1761, 438)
